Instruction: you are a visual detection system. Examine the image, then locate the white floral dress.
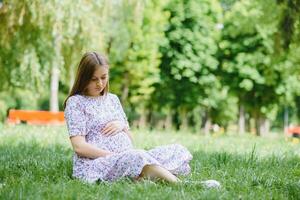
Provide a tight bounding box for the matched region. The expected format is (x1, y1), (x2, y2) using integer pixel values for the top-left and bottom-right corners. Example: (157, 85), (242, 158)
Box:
(64, 93), (193, 183)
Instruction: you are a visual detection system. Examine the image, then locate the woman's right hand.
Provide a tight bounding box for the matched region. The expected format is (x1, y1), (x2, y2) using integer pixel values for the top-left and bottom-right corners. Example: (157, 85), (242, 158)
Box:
(101, 120), (125, 136)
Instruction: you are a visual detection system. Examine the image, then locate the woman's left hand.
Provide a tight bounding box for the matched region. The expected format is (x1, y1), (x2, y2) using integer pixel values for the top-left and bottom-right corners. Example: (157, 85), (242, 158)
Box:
(102, 120), (125, 136)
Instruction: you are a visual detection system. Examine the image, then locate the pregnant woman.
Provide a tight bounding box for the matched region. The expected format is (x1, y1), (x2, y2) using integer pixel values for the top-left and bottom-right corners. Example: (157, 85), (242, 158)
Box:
(64, 52), (219, 188)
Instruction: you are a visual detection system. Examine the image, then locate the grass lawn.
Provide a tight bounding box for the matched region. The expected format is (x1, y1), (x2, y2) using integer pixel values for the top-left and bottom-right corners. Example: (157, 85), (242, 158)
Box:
(0, 124), (299, 199)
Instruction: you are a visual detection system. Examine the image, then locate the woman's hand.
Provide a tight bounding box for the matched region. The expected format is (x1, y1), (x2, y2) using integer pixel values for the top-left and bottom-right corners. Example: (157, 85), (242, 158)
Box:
(102, 120), (125, 136)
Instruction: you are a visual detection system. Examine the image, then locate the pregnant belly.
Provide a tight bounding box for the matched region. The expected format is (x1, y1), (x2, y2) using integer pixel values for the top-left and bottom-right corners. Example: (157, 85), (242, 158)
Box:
(88, 131), (133, 153)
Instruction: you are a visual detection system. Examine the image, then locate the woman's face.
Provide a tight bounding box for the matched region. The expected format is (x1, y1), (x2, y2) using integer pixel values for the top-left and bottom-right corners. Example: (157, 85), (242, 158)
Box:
(85, 66), (109, 97)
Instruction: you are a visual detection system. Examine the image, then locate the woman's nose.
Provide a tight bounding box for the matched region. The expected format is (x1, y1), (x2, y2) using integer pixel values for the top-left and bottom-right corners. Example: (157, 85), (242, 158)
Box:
(96, 80), (103, 86)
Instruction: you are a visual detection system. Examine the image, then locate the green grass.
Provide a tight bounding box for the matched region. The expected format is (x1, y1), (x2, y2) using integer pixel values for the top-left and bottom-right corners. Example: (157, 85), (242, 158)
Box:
(0, 125), (299, 199)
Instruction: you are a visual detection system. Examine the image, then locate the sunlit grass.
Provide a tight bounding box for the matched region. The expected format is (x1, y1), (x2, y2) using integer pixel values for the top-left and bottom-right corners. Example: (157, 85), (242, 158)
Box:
(0, 124), (299, 199)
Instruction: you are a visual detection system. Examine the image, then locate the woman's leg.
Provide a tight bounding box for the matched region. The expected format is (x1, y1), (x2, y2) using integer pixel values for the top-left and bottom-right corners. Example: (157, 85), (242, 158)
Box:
(136, 164), (179, 183)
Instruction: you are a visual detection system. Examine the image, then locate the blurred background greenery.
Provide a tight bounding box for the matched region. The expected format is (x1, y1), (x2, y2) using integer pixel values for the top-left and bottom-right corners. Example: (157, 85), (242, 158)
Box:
(0, 0), (300, 136)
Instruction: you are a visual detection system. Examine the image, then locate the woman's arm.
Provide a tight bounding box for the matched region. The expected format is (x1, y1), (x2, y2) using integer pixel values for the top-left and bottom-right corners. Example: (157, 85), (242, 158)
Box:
(70, 136), (114, 159)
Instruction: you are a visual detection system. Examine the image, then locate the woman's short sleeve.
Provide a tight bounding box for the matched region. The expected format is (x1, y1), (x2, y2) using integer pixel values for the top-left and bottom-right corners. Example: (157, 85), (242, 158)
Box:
(112, 94), (130, 131)
(64, 96), (88, 137)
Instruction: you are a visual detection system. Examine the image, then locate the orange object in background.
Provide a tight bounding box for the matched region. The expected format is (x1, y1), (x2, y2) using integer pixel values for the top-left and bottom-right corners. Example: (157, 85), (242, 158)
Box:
(7, 109), (65, 125)
(286, 126), (300, 138)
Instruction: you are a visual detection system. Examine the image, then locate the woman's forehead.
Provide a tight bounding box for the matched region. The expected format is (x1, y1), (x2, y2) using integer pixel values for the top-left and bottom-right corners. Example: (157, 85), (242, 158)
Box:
(93, 67), (108, 77)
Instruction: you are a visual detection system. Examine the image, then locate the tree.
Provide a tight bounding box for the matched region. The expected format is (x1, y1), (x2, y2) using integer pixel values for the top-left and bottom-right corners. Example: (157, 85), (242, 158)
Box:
(156, 0), (223, 134)
(218, 0), (300, 135)
(0, 0), (106, 112)
(100, 0), (168, 128)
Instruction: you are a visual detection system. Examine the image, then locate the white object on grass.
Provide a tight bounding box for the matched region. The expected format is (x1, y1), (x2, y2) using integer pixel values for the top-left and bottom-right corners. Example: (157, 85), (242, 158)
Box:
(200, 180), (221, 189)
(181, 179), (221, 189)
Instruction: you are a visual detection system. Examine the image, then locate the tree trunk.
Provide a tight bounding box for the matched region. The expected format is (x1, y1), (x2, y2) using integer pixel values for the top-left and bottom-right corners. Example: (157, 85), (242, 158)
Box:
(179, 107), (188, 131)
(238, 104), (245, 135)
(204, 117), (211, 136)
(50, 66), (59, 112)
(121, 72), (129, 103)
(164, 108), (173, 130)
(192, 107), (202, 134)
(132, 120), (139, 129)
(258, 117), (270, 136)
(284, 106), (289, 134)
(255, 115), (260, 136)
(156, 119), (164, 130)
(203, 110), (211, 136)
(255, 115), (269, 136)
(249, 118), (256, 134)
(262, 118), (270, 136)
(246, 116), (251, 133)
(138, 107), (147, 129)
(50, 22), (62, 112)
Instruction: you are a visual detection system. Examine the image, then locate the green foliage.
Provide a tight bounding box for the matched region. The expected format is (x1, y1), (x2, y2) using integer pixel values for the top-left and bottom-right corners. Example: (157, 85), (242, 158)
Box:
(156, 0), (223, 121)
(219, 0), (283, 121)
(102, 0), (168, 114)
(0, 0), (300, 130)
(276, 0), (300, 49)
(0, 0), (51, 91)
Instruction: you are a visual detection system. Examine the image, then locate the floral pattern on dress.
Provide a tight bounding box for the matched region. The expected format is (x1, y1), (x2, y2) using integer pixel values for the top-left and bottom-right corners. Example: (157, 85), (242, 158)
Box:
(64, 93), (193, 183)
